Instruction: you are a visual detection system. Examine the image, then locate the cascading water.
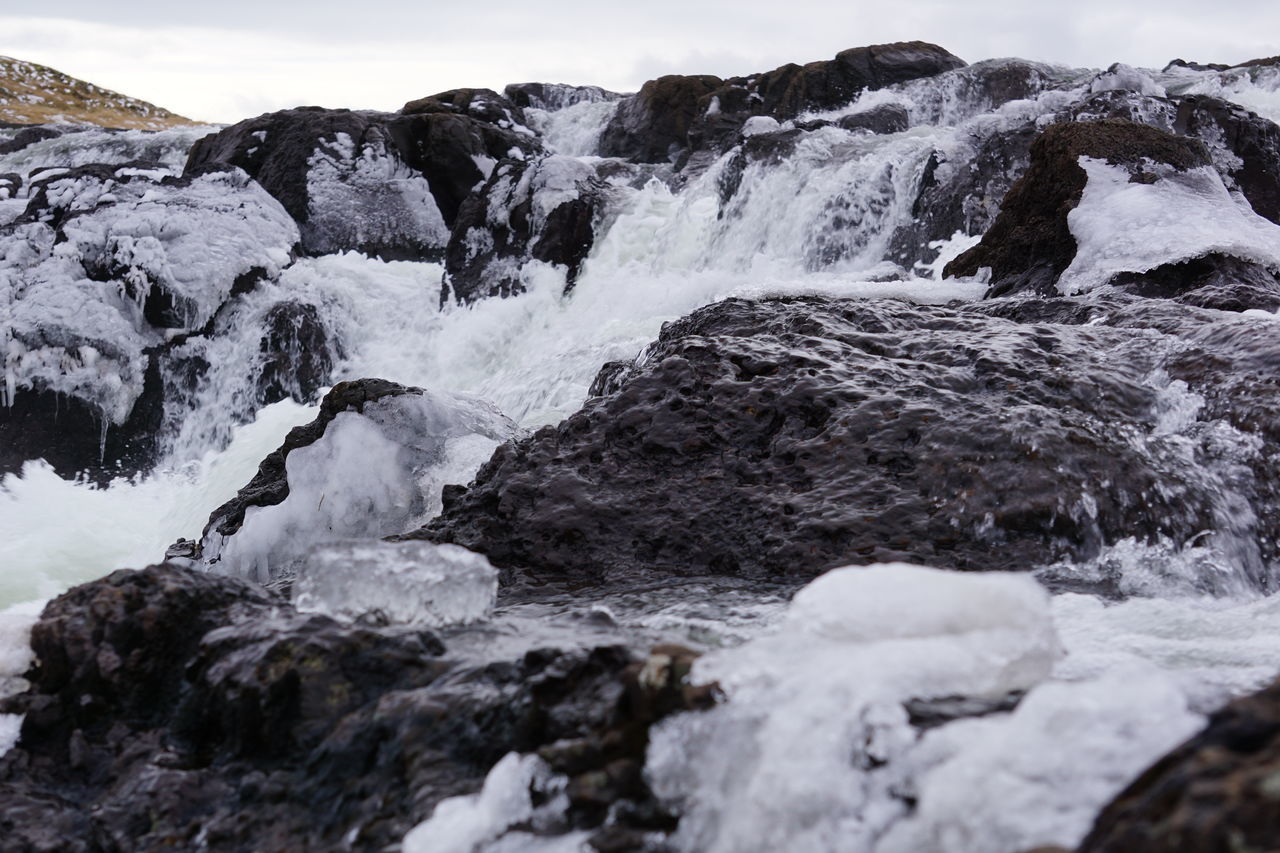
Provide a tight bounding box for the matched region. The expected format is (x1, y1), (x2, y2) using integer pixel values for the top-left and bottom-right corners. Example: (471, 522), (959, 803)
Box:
(3, 52), (1280, 853)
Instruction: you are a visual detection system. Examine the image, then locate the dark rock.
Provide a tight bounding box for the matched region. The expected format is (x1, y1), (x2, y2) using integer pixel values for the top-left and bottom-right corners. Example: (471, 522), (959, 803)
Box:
(186, 106), (540, 259)
(1079, 677), (1280, 853)
(0, 565), (715, 851)
(0, 354), (166, 483)
(200, 378), (419, 541)
(1174, 95), (1280, 224)
(1108, 254), (1280, 312)
(598, 74), (724, 163)
(0, 171), (21, 199)
(602, 43), (965, 165)
(444, 155), (612, 303)
(257, 301), (338, 405)
(504, 82), (624, 112)
(1234, 55), (1280, 70)
(401, 87), (528, 128)
(944, 120), (1212, 295)
(411, 295), (1280, 588)
(1163, 58), (1229, 73)
(837, 104), (910, 134)
(0, 125), (61, 155)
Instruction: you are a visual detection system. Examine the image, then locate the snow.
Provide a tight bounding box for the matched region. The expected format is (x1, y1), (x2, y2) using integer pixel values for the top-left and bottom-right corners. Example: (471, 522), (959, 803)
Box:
(0, 600), (41, 759)
(1059, 156), (1280, 294)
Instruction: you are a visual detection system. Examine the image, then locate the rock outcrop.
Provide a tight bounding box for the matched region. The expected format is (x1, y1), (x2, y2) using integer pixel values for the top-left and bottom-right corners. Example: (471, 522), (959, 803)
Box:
(0, 564), (715, 852)
(411, 295), (1280, 590)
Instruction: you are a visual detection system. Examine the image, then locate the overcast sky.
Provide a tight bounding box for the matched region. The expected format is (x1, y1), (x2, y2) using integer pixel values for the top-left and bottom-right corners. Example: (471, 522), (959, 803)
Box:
(1, 2), (1277, 124)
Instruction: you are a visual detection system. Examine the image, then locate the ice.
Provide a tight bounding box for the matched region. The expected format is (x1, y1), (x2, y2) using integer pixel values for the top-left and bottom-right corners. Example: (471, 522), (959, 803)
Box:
(740, 116), (780, 137)
(204, 389), (516, 579)
(0, 600), (41, 759)
(645, 564), (1059, 853)
(1060, 156), (1280, 294)
(304, 130), (449, 256)
(1089, 63), (1167, 97)
(525, 99), (619, 157)
(402, 753), (565, 853)
(0, 125), (217, 188)
(2, 166), (298, 422)
(295, 540), (497, 625)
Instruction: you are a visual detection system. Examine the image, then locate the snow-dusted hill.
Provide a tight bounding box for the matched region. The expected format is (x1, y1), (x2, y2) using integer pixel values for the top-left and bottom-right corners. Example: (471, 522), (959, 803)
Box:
(0, 55), (195, 129)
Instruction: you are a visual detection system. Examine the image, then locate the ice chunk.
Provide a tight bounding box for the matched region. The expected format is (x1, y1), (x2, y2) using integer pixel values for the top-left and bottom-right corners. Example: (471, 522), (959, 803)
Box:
(402, 753), (560, 853)
(740, 116), (781, 137)
(1059, 157), (1280, 294)
(295, 540), (497, 626)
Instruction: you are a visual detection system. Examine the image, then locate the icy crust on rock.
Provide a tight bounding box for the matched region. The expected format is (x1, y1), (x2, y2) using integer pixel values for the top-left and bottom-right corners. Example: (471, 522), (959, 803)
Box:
(304, 130), (449, 257)
(205, 389), (516, 580)
(525, 99), (621, 157)
(0, 600), (39, 758)
(645, 564), (1203, 853)
(1, 166), (298, 422)
(295, 540), (497, 625)
(1060, 157), (1280, 294)
(0, 125), (217, 188)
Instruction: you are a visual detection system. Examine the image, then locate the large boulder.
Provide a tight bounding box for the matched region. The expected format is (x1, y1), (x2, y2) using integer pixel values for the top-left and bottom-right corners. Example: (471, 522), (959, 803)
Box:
(443, 155), (612, 303)
(185, 103), (541, 261)
(598, 73), (724, 163)
(0, 161), (300, 481)
(410, 295), (1280, 590)
(1079, 677), (1280, 853)
(1174, 94), (1280, 224)
(943, 119), (1280, 306)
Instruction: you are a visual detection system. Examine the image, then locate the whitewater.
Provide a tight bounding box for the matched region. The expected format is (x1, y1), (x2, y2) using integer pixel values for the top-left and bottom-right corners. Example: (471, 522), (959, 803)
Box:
(4, 51), (1280, 852)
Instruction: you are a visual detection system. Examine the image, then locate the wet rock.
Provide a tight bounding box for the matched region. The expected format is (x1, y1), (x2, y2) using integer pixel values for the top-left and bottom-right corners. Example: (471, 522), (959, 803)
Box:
(0, 171), (21, 199)
(0, 565), (711, 852)
(837, 104), (911, 134)
(602, 42), (965, 164)
(444, 155), (612, 303)
(504, 82), (624, 112)
(943, 119), (1214, 295)
(414, 295), (1280, 587)
(1174, 95), (1280, 224)
(1079, 676), (1280, 853)
(598, 74), (724, 163)
(1163, 58), (1230, 73)
(0, 124), (61, 155)
(256, 301), (337, 405)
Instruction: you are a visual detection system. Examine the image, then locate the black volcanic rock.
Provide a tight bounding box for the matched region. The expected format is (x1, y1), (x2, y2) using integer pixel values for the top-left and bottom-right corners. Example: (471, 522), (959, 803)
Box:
(837, 104), (911, 134)
(598, 74), (724, 163)
(0, 565), (715, 852)
(411, 295), (1280, 589)
(256, 301), (338, 406)
(444, 155), (611, 303)
(1174, 94), (1280, 224)
(1079, 677), (1280, 853)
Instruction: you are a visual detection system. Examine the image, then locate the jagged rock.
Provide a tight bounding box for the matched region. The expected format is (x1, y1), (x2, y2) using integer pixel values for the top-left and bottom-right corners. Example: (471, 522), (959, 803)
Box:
(0, 171), (19, 200)
(0, 124), (61, 155)
(504, 82), (623, 112)
(0, 161), (298, 481)
(444, 155), (611, 303)
(1163, 58), (1229, 72)
(942, 119), (1268, 298)
(412, 295), (1280, 588)
(0, 565), (713, 851)
(1174, 94), (1280, 224)
(1079, 676), (1280, 853)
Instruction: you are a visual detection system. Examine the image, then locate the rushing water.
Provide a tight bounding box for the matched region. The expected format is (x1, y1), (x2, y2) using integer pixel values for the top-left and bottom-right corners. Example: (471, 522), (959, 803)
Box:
(3, 55), (1280, 852)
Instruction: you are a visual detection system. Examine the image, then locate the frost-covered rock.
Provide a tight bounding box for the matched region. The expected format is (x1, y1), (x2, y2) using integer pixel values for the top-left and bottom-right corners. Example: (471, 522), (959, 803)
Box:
(444, 155), (611, 303)
(415, 295), (1280, 590)
(945, 119), (1280, 307)
(0, 161), (299, 479)
(200, 378), (517, 580)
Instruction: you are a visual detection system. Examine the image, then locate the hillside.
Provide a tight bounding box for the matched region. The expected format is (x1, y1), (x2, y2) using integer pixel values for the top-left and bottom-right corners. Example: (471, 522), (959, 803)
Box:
(0, 55), (196, 129)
